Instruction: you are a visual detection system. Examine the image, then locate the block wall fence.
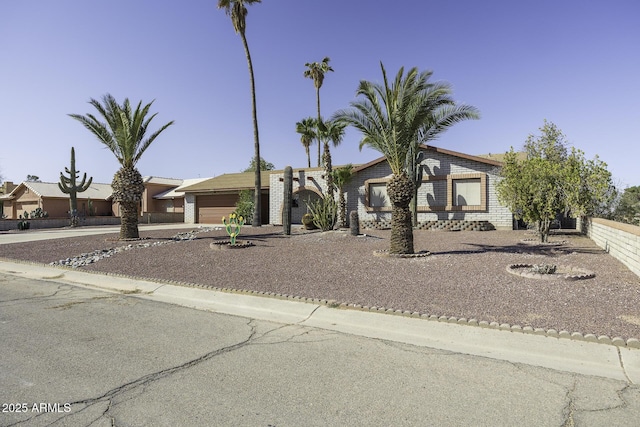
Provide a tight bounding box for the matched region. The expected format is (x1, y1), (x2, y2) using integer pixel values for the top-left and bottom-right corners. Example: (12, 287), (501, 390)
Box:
(578, 217), (640, 278)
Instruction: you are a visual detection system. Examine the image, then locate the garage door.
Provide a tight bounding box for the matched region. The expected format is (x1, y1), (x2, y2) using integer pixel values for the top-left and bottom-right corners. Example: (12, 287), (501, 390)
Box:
(196, 194), (238, 224)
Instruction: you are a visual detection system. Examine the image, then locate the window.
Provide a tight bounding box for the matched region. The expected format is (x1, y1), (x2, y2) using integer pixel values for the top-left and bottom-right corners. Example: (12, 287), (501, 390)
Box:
(369, 182), (390, 208)
(453, 178), (481, 206)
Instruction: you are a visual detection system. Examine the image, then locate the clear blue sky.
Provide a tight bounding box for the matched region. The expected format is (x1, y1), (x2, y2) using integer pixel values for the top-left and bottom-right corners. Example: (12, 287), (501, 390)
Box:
(1, 1), (638, 188)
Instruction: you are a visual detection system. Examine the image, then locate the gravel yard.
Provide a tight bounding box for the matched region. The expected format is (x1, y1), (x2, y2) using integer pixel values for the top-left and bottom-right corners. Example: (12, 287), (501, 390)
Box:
(2, 225), (640, 341)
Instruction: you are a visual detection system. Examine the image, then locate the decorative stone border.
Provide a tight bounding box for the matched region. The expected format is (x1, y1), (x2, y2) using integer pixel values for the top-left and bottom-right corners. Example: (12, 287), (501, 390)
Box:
(507, 263), (595, 280)
(6, 257), (639, 349)
(373, 250), (431, 258)
(210, 240), (255, 250)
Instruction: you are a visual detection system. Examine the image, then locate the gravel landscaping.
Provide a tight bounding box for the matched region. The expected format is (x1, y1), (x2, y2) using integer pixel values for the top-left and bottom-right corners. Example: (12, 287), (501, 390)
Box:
(2, 226), (640, 342)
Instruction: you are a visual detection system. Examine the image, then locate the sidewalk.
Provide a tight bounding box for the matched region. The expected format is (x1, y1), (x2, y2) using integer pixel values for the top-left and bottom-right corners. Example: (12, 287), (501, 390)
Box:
(1, 258), (639, 384)
(0, 223), (199, 244)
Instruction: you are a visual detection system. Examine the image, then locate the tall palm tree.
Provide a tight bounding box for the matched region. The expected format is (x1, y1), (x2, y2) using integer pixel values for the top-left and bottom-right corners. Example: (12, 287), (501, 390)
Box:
(218, 0), (263, 226)
(304, 57), (333, 166)
(334, 62), (464, 254)
(332, 164), (354, 228)
(295, 117), (317, 168)
(317, 118), (346, 199)
(69, 94), (174, 239)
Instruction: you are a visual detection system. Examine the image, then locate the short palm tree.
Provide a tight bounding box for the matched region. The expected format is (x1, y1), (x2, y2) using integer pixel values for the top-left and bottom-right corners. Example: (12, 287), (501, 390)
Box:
(407, 85), (480, 225)
(295, 117), (317, 168)
(317, 118), (346, 199)
(304, 57), (333, 166)
(218, 0), (263, 226)
(334, 62), (457, 254)
(332, 164), (354, 228)
(69, 94), (174, 239)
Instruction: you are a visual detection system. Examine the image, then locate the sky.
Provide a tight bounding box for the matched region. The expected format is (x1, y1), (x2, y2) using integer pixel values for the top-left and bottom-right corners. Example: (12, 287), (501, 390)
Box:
(1, 1), (639, 189)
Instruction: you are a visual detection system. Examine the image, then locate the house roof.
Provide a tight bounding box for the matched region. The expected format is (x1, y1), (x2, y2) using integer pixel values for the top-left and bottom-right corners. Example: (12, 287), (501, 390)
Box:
(0, 181), (113, 200)
(475, 152), (527, 163)
(352, 144), (502, 174)
(143, 176), (183, 186)
(153, 177), (211, 199)
(180, 171), (272, 193)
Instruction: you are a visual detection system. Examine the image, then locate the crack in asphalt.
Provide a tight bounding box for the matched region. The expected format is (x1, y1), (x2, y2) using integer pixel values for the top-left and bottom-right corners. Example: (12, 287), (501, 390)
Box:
(6, 319), (259, 427)
(561, 378), (578, 427)
(0, 283), (72, 305)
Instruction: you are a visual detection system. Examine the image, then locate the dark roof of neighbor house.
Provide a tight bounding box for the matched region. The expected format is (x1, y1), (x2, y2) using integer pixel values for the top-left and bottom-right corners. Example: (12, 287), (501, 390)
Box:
(180, 171), (272, 193)
(352, 144), (503, 173)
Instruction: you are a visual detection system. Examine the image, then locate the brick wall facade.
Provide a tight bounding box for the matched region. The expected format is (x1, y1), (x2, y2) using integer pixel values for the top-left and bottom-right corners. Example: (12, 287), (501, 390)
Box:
(184, 193), (196, 224)
(269, 150), (513, 230)
(579, 217), (640, 278)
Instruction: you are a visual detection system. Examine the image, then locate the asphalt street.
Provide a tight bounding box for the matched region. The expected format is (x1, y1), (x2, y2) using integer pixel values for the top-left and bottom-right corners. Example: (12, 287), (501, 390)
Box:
(2, 267), (640, 426)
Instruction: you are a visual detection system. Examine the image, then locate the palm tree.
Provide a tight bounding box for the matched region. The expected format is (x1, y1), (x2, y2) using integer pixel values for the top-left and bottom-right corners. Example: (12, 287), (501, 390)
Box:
(407, 86), (480, 225)
(295, 117), (317, 168)
(317, 118), (346, 199)
(332, 164), (354, 228)
(218, 0), (263, 226)
(334, 62), (464, 254)
(69, 94), (174, 239)
(304, 57), (333, 166)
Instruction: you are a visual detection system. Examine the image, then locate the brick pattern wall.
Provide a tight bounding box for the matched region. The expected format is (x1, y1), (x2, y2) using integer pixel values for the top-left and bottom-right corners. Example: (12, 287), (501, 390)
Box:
(269, 168), (327, 225)
(184, 194), (196, 224)
(344, 152), (512, 230)
(579, 217), (640, 278)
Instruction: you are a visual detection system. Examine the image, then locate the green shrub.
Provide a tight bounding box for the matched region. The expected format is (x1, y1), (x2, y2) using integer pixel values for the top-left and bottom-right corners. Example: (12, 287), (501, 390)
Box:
(306, 195), (337, 231)
(234, 189), (254, 222)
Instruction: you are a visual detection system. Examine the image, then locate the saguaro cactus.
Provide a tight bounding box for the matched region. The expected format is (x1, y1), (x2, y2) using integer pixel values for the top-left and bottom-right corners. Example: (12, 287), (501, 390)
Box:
(283, 166), (293, 235)
(58, 147), (93, 226)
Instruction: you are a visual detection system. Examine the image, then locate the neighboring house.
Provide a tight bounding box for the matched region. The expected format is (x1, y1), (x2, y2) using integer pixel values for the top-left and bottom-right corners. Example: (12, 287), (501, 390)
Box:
(0, 181), (113, 219)
(0, 181), (18, 218)
(181, 172), (271, 224)
(269, 144), (514, 230)
(0, 177), (202, 221)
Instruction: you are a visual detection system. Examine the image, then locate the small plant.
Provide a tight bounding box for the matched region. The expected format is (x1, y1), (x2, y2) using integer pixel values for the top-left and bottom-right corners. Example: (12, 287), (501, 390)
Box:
(17, 211), (30, 230)
(30, 207), (48, 218)
(222, 213), (245, 245)
(530, 264), (557, 274)
(302, 213), (316, 230)
(306, 195), (337, 231)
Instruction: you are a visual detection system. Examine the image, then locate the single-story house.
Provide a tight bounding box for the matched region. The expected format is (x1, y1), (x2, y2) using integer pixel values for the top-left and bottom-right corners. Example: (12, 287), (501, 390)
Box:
(269, 144), (513, 230)
(1, 177), (206, 221)
(0, 181), (114, 219)
(181, 172), (271, 224)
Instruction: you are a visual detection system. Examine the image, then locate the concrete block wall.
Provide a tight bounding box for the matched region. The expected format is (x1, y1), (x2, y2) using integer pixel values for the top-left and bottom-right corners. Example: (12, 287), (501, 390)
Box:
(269, 168), (327, 225)
(184, 194), (196, 224)
(345, 151), (513, 230)
(579, 217), (640, 278)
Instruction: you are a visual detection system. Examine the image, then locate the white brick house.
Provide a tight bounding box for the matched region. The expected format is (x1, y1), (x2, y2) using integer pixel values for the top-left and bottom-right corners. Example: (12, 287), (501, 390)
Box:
(270, 145), (513, 230)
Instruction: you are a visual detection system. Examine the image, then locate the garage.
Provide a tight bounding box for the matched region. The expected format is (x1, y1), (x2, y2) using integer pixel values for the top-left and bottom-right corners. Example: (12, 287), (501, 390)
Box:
(196, 194), (239, 224)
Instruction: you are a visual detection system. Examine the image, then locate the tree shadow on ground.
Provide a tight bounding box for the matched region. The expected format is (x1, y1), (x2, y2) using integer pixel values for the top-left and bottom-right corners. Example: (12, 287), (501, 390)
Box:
(430, 242), (605, 257)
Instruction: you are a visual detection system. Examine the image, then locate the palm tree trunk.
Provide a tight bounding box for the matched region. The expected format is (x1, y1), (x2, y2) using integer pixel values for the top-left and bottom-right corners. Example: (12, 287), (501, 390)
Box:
(323, 141), (334, 199)
(240, 32), (261, 227)
(338, 190), (347, 228)
(120, 201), (140, 239)
(316, 86), (321, 167)
(387, 173), (415, 254)
(305, 146), (311, 168)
